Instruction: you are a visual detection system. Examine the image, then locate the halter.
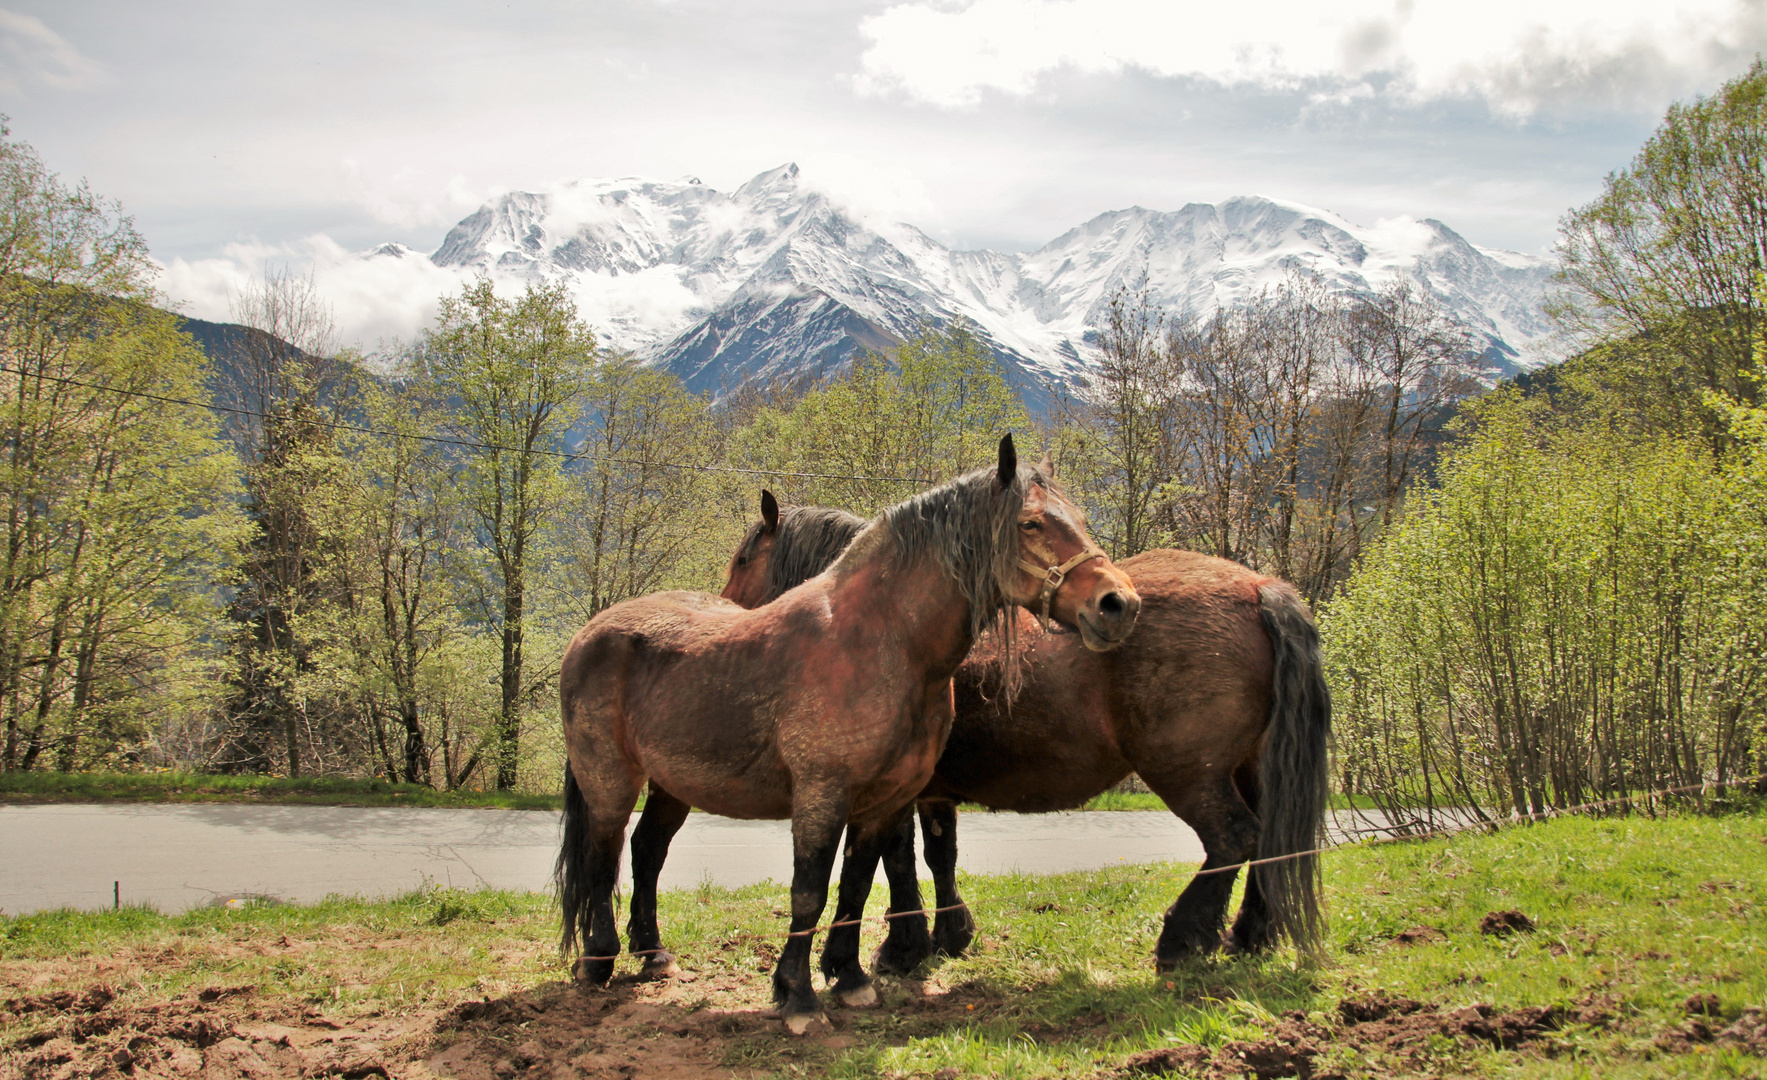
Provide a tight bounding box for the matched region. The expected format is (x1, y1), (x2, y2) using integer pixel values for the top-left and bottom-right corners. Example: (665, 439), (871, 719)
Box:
(1017, 547), (1107, 630)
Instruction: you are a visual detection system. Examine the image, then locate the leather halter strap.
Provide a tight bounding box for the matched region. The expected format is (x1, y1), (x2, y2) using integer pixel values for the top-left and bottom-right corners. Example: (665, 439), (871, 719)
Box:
(1017, 547), (1106, 629)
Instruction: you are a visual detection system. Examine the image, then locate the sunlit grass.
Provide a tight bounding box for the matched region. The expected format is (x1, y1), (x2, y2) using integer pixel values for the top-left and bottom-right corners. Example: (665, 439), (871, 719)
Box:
(6, 810), (1767, 1077)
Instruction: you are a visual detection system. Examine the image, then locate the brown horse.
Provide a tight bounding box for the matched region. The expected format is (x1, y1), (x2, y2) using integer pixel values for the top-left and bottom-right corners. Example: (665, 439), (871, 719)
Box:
(556, 437), (1139, 1032)
(721, 492), (1329, 977)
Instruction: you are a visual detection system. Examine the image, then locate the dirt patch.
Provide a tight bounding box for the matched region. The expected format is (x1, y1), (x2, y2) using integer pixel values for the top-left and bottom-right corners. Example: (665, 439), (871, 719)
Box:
(1386, 926), (1447, 948)
(1478, 910), (1536, 936)
(1334, 996), (1423, 1025)
(2, 941), (1032, 1080)
(1116, 996), (1585, 1079)
(3, 982), (421, 1080)
(428, 979), (747, 1080)
(1684, 993), (1722, 1017)
(1655, 1005), (1767, 1055)
(3, 970), (841, 1080)
(1121, 1012), (1335, 1079)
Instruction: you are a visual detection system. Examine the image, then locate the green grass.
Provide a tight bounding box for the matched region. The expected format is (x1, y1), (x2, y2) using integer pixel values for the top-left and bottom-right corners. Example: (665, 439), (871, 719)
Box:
(0, 770), (1383, 814)
(1072, 791), (1383, 811)
(0, 770), (562, 809)
(0, 771), (1165, 813)
(1066, 790), (1380, 811)
(7, 810), (1767, 1077)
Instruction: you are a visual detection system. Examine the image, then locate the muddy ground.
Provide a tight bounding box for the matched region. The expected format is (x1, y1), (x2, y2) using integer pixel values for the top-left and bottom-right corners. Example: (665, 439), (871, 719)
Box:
(7, 928), (1767, 1080)
(12, 971), (1767, 1080)
(3, 956), (1037, 1080)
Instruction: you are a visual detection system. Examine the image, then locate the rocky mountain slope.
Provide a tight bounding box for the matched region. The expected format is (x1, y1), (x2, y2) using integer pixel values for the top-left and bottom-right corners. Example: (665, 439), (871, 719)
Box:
(365, 163), (1555, 402)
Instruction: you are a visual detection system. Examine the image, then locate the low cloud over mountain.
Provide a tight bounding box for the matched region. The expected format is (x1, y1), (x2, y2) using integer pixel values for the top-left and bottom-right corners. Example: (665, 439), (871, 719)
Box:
(198, 163), (1559, 400)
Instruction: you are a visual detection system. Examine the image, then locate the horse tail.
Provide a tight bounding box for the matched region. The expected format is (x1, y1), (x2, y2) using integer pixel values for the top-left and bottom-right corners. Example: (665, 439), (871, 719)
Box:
(1253, 580), (1332, 952)
(556, 763), (593, 956)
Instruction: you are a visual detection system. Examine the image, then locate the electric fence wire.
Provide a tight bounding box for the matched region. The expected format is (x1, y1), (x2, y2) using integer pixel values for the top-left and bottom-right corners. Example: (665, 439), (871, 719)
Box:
(573, 772), (1763, 962)
(0, 362), (933, 486)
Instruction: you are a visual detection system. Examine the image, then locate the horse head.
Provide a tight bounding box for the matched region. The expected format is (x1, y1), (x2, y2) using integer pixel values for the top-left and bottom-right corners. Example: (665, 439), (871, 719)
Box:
(720, 489), (780, 608)
(994, 435), (1140, 652)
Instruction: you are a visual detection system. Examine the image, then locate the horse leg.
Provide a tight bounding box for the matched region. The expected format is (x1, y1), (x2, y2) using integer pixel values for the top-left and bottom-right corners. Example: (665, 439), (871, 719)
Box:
(872, 807), (936, 975)
(1139, 772), (1259, 970)
(626, 782), (691, 979)
(571, 815), (631, 985)
(918, 799), (976, 957)
(1226, 763), (1275, 954)
(560, 762), (639, 986)
(773, 788), (850, 1033)
(818, 819), (895, 1007)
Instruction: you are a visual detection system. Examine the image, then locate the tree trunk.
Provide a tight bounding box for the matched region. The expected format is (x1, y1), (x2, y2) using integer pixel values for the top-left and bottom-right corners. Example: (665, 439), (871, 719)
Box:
(496, 554), (525, 791)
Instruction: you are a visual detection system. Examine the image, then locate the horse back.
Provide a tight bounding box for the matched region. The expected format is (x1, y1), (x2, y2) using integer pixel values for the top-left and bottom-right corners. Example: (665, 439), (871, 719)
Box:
(1110, 549), (1276, 752)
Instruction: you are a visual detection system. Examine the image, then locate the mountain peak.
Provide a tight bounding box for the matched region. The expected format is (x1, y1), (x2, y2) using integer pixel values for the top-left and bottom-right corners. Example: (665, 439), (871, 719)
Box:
(395, 166), (1554, 396)
(734, 162), (802, 201)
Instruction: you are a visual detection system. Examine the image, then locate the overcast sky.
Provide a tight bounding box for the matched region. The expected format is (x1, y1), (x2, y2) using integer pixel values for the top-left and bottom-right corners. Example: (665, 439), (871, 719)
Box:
(4, 0), (1762, 332)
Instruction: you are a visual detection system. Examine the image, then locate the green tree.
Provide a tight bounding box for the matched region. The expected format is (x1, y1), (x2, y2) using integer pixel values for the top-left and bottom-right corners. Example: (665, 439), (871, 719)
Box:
(733, 321), (1031, 515)
(560, 353), (726, 619)
(217, 270), (357, 776)
(305, 374), (470, 785)
(1323, 390), (1763, 824)
(1556, 59), (1767, 444)
(0, 126), (245, 771)
(423, 280), (593, 791)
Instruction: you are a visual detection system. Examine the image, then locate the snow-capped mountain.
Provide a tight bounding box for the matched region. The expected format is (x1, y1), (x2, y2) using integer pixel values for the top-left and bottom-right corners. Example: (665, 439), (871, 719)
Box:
(372, 163), (1555, 401)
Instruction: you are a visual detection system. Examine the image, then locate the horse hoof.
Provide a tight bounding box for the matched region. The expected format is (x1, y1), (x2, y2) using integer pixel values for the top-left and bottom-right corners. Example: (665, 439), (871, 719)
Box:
(934, 917), (976, 958)
(1154, 946), (1215, 973)
(638, 952), (680, 980)
(935, 934), (974, 959)
(572, 957), (615, 985)
(783, 1011), (828, 1036)
(837, 983), (877, 1008)
(871, 936), (936, 976)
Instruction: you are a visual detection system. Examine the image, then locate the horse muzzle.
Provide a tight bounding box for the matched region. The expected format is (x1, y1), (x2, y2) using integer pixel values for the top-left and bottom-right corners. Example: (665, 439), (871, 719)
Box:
(1075, 585), (1140, 652)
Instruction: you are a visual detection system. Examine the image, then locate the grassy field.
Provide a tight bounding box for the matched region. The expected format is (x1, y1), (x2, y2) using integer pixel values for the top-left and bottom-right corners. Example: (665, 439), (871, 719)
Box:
(6, 811), (1767, 1078)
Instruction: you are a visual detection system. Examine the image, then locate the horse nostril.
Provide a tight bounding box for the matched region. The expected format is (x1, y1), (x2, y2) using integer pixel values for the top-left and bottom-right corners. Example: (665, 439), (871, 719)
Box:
(1099, 591), (1125, 616)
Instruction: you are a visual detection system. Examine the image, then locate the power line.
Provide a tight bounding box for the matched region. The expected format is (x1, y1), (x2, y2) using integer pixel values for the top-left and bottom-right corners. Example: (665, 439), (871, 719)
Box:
(0, 363), (930, 486)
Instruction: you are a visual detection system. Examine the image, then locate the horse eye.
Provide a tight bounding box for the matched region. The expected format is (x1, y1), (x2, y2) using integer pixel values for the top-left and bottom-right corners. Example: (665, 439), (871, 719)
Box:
(1020, 520), (1041, 532)
(736, 555), (749, 567)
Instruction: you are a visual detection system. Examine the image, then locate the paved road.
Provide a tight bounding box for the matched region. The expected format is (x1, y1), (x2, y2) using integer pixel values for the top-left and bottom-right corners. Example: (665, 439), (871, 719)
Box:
(1, 803), (1218, 916)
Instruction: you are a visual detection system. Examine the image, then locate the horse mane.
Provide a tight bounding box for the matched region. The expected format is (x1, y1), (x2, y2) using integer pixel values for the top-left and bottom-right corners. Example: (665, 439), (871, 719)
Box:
(832, 462), (1055, 698)
(751, 505), (866, 604)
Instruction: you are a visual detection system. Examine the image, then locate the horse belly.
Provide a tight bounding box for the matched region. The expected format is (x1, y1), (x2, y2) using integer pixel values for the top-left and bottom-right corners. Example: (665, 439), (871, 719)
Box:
(620, 650), (797, 820)
(932, 656), (1129, 812)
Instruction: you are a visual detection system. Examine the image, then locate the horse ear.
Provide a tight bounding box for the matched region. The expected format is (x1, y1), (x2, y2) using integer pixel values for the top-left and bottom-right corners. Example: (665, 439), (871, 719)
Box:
(1037, 451), (1056, 479)
(996, 433), (1017, 489)
(761, 489), (780, 533)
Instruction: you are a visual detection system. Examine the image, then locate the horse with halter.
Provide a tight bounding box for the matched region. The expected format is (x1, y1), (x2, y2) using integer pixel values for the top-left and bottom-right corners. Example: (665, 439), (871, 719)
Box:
(556, 436), (1139, 1031)
(721, 486), (1330, 978)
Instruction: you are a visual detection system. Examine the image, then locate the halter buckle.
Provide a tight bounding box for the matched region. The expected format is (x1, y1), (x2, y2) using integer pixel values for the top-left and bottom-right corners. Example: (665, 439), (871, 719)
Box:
(1018, 548), (1106, 630)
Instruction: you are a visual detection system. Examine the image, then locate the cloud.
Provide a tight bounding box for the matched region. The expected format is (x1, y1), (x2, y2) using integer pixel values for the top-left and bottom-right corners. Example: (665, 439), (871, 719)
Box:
(158, 236), (474, 351)
(338, 159), (492, 230)
(156, 222), (713, 356)
(854, 0), (1767, 114)
(0, 9), (104, 94)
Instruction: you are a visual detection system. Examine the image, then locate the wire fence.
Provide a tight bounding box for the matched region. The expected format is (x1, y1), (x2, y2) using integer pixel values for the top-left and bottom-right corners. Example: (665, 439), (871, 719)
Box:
(0, 362), (932, 486)
(571, 771), (1765, 963)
